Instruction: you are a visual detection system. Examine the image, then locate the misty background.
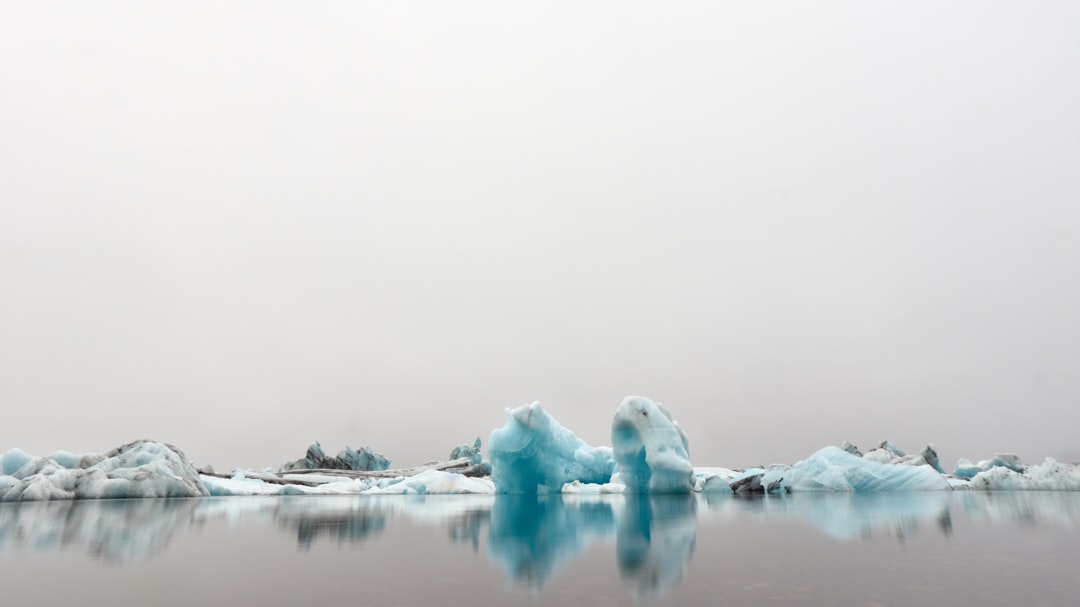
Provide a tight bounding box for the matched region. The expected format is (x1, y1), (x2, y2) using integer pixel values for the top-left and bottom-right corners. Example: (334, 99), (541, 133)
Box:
(2, 2), (1078, 471)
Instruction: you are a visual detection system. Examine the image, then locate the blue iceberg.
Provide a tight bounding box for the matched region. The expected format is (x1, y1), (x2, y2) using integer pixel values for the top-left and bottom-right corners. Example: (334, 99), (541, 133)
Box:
(611, 396), (694, 493)
(488, 402), (615, 493)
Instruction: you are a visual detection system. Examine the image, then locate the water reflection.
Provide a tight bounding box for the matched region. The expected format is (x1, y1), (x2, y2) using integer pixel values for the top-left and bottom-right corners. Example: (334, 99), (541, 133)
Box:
(487, 495), (616, 587)
(618, 495), (697, 597)
(2, 491), (1080, 593)
(0, 498), (200, 564)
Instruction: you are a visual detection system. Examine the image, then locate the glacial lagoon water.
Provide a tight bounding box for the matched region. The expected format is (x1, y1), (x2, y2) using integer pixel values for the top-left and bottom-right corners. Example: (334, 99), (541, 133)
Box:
(2, 492), (1079, 606)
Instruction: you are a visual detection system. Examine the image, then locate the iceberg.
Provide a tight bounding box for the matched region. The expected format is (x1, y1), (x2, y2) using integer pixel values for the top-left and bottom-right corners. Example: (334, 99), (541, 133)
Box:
(0, 440), (209, 501)
(280, 441), (390, 472)
(856, 441), (945, 473)
(488, 402), (616, 494)
(611, 396), (694, 493)
(761, 446), (951, 492)
(449, 437), (492, 477)
(967, 457), (1080, 491)
(364, 470), (495, 495)
(952, 453), (1024, 479)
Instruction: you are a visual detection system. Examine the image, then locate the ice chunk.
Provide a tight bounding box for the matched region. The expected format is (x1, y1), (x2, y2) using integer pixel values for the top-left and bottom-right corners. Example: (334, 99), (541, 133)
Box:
(1, 440), (209, 501)
(761, 446), (951, 492)
(280, 441), (390, 472)
(338, 446), (391, 472)
(449, 437), (492, 477)
(880, 440), (906, 458)
(967, 457), (1080, 490)
(841, 441), (862, 456)
(562, 479), (626, 494)
(450, 437), (484, 465)
(364, 469), (495, 495)
(1, 448), (35, 476)
(611, 396), (694, 493)
(859, 442), (945, 474)
(488, 402), (616, 493)
(951, 453), (1024, 479)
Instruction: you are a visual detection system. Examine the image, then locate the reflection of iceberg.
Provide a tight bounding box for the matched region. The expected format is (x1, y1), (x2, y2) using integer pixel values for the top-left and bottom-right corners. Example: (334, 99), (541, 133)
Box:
(0, 498), (201, 563)
(618, 495), (697, 597)
(713, 493), (954, 540)
(957, 491), (1080, 529)
(487, 495), (617, 587)
(273, 497), (388, 551)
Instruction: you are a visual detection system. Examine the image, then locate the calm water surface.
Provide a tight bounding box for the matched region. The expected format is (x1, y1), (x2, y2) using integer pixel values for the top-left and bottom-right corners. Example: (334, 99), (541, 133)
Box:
(2, 492), (1079, 606)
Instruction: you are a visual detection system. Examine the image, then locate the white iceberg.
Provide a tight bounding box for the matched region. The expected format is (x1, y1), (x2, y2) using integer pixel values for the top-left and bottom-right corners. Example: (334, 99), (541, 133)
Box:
(967, 457), (1080, 491)
(761, 446), (951, 492)
(611, 396), (694, 493)
(857, 441), (945, 473)
(488, 402), (616, 493)
(0, 440), (209, 501)
(952, 453), (1025, 479)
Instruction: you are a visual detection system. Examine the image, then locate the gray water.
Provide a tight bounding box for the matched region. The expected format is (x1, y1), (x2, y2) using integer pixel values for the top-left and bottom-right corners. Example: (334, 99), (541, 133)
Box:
(1, 492), (1079, 606)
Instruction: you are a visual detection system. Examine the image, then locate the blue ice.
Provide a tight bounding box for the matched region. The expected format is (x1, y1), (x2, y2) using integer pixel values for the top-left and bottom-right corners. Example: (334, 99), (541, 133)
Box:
(611, 396), (694, 493)
(488, 402), (615, 493)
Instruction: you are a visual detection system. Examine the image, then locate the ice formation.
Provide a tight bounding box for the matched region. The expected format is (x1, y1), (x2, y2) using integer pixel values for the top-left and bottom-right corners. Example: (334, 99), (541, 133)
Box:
(0, 440), (208, 501)
(488, 402), (615, 493)
(952, 453), (1024, 479)
(449, 437), (492, 477)
(967, 457), (1080, 491)
(4, 395), (1080, 500)
(760, 446), (952, 492)
(859, 441), (945, 473)
(280, 441), (390, 472)
(611, 396), (694, 493)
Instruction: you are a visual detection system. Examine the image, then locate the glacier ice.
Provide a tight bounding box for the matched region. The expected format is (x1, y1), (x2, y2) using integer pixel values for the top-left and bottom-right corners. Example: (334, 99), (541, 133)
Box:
(280, 441), (390, 472)
(611, 396), (694, 493)
(760, 446), (952, 492)
(449, 437), (492, 477)
(952, 453), (1024, 479)
(488, 402), (616, 493)
(6, 396), (1080, 500)
(450, 437), (484, 465)
(364, 470), (496, 495)
(855, 441), (945, 473)
(967, 457), (1080, 491)
(0, 440), (208, 501)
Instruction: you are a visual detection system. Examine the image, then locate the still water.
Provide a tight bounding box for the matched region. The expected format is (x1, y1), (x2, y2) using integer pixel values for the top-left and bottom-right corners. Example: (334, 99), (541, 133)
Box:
(2, 492), (1079, 606)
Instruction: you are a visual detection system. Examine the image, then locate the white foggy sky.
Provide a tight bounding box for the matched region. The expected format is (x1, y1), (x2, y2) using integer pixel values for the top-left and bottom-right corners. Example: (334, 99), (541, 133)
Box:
(2, 1), (1079, 470)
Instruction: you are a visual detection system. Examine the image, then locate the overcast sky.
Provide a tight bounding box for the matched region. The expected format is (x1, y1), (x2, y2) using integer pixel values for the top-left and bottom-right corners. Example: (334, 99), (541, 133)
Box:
(2, 1), (1079, 471)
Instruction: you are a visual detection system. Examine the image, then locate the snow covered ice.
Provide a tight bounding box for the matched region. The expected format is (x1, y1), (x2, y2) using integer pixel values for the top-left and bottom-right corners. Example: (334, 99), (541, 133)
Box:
(0, 440), (208, 501)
